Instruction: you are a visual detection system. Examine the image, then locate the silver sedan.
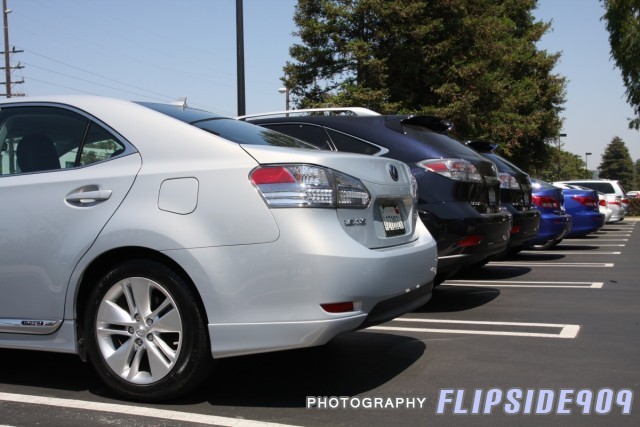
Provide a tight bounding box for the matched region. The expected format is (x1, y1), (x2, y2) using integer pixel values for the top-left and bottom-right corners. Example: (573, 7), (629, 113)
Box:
(0, 96), (437, 401)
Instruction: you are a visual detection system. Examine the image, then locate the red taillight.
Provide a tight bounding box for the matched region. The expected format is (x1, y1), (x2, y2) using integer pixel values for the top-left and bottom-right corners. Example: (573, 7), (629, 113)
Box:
(622, 198), (629, 204)
(511, 225), (521, 234)
(609, 200), (621, 206)
(599, 199), (607, 207)
(250, 164), (371, 208)
(457, 235), (483, 247)
(572, 195), (597, 207)
(250, 166), (295, 184)
(532, 195), (560, 209)
(321, 302), (356, 313)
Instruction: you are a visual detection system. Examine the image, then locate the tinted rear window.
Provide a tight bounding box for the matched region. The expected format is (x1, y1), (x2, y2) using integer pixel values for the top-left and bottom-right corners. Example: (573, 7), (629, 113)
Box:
(140, 102), (316, 149)
(480, 152), (527, 175)
(193, 118), (316, 148)
(401, 124), (481, 157)
(261, 123), (332, 150)
(568, 182), (615, 193)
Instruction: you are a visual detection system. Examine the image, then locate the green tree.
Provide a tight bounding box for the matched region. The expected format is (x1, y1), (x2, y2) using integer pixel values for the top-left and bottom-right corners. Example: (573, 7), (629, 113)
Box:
(284, 0), (566, 168)
(602, 0), (640, 129)
(634, 158), (640, 188)
(532, 146), (590, 182)
(598, 136), (635, 189)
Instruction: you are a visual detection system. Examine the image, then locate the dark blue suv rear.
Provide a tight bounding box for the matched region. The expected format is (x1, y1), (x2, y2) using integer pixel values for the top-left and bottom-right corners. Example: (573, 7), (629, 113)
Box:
(466, 141), (541, 256)
(244, 111), (512, 283)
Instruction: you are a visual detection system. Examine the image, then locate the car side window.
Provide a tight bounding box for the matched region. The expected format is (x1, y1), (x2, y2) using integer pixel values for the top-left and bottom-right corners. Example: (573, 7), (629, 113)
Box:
(79, 122), (126, 166)
(0, 106), (126, 175)
(262, 123), (333, 150)
(325, 129), (382, 155)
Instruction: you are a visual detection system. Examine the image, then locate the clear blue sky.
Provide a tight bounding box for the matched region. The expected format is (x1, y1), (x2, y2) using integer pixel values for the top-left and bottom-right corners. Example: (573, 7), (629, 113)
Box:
(6, 0), (639, 168)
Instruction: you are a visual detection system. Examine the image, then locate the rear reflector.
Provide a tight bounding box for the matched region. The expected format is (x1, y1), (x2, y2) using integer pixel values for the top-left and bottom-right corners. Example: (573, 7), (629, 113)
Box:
(511, 225), (521, 234)
(321, 302), (357, 313)
(251, 166), (296, 184)
(457, 235), (483, 247)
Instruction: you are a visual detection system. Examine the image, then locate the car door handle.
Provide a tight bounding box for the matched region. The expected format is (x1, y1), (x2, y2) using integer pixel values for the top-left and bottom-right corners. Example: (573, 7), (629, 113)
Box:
(65, 189), (112, 205)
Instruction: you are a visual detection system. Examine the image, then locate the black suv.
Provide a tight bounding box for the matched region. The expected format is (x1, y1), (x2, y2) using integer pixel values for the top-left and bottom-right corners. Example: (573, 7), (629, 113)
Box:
(243, 110), (512, 283)
(466, 141), (540, 256)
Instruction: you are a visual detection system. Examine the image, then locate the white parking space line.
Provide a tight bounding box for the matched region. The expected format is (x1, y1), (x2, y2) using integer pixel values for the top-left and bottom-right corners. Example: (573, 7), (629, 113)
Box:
(444, 280), (603, 289)
(548, 244), (627, 247)
(520, 251), (621, 255)
(0, 392), (300, 427)
(595, 233), (632, 237)
(370, 318), (580, 339)
(487, 261), (614, 267)
(563, 238), (628, 242)
(553, 244), (626, 247)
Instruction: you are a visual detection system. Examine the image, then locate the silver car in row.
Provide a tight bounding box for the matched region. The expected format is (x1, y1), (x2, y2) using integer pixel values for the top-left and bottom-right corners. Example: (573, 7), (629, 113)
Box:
(0, 96), (437, 401)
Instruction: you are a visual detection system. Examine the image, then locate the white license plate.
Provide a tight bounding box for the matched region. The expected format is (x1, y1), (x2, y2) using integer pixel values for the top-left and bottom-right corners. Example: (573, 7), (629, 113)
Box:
(380, 203), (405, 237)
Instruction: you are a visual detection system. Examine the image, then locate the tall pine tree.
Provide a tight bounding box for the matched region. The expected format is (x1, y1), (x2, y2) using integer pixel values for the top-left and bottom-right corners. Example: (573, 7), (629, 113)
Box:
(598, 136), (635, 189)
(283, 0), (566, 170)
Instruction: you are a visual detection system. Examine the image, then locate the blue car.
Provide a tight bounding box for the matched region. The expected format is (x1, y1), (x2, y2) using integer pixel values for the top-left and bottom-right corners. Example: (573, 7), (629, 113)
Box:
(528, 179), (572, 248)
(560, 185), (606, 237)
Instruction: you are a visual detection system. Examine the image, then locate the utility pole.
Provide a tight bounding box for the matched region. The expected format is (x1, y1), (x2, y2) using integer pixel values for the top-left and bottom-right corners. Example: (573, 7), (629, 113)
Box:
(236, 0), (246, 116)
(1, 0), (24, 98)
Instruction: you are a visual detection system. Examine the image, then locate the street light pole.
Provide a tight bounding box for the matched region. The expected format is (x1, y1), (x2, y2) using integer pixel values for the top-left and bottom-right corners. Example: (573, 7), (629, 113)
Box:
(585, 152), (592, 177)
(556, 133), (567, 180)
(278, 87), (290, 111)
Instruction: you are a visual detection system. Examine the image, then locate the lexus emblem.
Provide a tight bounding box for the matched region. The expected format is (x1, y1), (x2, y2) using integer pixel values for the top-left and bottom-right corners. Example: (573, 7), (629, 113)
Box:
(388, 164), (399, 181)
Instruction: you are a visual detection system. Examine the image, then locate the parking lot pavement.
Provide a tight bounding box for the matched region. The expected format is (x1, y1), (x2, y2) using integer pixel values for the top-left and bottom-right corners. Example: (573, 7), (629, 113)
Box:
(0, 221), (638, 427)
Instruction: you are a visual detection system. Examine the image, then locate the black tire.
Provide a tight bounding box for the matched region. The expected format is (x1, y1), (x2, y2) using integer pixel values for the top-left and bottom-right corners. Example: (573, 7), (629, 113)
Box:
(84, 259), (212, 401)
(531, 238), (562, 250)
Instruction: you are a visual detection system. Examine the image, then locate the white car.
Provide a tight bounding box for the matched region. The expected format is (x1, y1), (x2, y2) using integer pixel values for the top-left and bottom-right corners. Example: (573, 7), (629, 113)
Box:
(0, 96), (437, 401)
(554, 180), (627, 222)
(596, 192), (614, 223)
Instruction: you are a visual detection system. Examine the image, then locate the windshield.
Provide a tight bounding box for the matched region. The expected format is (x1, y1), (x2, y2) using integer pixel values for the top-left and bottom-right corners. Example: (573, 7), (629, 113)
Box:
(140, 102), (317, 149)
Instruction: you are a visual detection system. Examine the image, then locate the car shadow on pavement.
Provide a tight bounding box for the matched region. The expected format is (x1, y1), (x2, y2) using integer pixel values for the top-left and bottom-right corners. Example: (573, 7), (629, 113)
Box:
(0, 348), (98, 392)
(413, 285), (500, 313)
(599, 227), (625, 232)
(451, 265), (532, 280)
(192, 332), (426, 408)
(508, 252), (565, 261)
(551, 244), (607, 250)
(0, 333), (426, 408)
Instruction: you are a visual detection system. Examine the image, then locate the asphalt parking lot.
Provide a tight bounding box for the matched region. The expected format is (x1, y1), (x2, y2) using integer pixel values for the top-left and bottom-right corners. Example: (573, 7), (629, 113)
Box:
(0, 220), (638, 427)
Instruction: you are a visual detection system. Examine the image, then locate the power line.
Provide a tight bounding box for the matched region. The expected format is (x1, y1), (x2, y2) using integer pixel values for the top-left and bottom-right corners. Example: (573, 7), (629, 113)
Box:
(24, 50), (176, 101)
(22, 62), (172, 102)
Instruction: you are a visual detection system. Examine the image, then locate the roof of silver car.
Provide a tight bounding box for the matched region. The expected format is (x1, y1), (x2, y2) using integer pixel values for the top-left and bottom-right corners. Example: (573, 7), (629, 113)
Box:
(237, 107), (381, 120)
